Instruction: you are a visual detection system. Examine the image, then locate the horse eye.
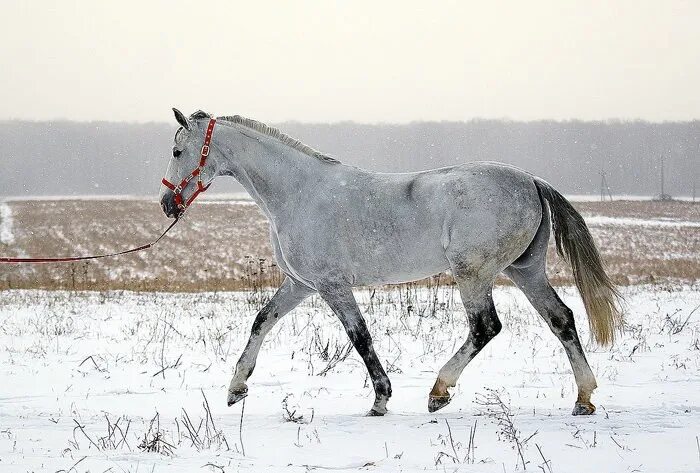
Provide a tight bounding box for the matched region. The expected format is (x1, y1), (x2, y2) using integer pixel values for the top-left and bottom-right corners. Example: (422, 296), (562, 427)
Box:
(173, 149), (182, 158)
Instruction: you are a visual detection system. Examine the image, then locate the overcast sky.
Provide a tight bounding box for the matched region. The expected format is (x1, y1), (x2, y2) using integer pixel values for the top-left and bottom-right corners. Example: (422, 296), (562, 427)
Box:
(1, 1), (698, 123)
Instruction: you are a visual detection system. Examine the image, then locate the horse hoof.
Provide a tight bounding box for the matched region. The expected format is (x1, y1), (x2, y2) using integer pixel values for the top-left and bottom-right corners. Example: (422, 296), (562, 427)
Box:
(428, 395), (451, 413)
(572, 401), (596, 416)
(227, 388), (248, 407)
(366, 408), (386, 417)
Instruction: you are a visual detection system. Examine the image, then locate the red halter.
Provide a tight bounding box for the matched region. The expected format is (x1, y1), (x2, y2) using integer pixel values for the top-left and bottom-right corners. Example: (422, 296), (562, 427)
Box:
(161, 118), (217, 211)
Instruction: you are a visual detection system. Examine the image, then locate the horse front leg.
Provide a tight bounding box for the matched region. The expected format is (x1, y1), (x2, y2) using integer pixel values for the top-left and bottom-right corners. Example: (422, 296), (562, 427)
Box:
(317, 281), (392, 416)
(228, 277), (314, 406)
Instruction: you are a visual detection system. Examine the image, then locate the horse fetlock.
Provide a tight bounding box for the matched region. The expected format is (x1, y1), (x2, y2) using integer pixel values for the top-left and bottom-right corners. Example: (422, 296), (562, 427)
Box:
(575, 381), (597, 404)
(368, 394), (390, 416)
(588, 379), (599, 392)
(430, 376), (454, 397)
(375, 378), (392, 398)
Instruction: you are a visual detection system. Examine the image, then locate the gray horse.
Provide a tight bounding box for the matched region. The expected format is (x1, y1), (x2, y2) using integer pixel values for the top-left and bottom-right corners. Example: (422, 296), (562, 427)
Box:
(160, 109), (622, 416)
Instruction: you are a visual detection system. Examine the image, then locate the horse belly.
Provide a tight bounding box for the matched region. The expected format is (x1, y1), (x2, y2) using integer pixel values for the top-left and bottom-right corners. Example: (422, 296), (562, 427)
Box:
(352, 240), (450, 286)
(274, 211), (450, 288)
(344, 220), (451, 286)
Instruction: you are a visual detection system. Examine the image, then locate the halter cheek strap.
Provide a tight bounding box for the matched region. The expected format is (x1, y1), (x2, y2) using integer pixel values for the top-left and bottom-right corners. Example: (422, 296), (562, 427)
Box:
(162, 118), (217, 211)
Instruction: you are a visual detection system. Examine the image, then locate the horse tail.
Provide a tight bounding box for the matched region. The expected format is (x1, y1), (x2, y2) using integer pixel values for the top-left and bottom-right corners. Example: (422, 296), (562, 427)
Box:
(534, 179), (623, 346)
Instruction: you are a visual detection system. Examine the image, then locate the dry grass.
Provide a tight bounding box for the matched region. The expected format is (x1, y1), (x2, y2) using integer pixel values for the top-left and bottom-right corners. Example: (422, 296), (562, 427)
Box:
(0, 198), (698, 292)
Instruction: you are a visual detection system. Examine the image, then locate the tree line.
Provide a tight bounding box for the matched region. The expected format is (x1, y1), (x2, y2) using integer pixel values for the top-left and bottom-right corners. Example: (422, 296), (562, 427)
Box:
(1, 119), (697, 198)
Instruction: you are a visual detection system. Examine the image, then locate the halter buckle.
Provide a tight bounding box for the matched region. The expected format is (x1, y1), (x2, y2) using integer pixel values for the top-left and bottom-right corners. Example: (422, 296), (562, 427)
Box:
(201, 144), (210, 157)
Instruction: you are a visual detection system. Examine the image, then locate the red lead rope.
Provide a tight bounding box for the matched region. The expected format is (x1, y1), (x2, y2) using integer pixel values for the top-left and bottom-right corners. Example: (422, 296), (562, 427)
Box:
(0, 218), (179, 264)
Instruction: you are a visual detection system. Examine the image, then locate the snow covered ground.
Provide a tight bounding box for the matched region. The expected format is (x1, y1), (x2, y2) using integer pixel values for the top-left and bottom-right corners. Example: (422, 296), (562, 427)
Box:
(583, 215), (700, 228)
(1, 285), (699, 472)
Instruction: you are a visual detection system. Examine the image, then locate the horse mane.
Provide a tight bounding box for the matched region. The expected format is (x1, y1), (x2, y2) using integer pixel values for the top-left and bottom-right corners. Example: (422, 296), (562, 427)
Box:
(189, 110), (340, 164)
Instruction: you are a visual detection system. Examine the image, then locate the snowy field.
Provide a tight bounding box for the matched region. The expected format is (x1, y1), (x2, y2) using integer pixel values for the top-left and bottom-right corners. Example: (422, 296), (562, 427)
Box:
(1, 285), (699, 472)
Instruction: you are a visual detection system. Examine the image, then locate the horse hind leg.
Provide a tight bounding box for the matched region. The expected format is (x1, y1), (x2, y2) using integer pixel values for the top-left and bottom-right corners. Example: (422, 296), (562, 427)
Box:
(504, 263), (598, 415)
(429, 273), (501, 412)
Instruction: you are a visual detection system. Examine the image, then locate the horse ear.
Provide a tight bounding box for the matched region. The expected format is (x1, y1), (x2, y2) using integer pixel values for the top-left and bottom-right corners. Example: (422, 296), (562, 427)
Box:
(190, 110), (211, 120)
(172, 108), (191, 130)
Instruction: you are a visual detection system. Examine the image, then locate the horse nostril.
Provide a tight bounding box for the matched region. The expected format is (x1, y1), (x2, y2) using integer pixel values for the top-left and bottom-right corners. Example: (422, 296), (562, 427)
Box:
(160, 195), (176, 218)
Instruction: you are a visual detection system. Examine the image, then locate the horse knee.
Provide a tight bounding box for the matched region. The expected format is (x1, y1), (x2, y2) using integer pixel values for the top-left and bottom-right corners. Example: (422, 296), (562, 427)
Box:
(250, 306), (278, 336)
(470, 312), (502, 350)
(489, 315), (503, 337)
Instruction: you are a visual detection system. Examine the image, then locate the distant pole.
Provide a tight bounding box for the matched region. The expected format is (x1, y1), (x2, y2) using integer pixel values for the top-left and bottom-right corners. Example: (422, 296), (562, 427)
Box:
(694, 148), (698, 203)
(660, 154), (665, 198)
(599, 171), (613, 202)
(599, 155), (604, 202)
(599, 154), (613, 202)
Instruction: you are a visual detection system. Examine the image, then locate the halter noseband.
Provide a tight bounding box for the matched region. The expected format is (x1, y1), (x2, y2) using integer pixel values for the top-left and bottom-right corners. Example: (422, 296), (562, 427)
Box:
(161, 118), (217, 211)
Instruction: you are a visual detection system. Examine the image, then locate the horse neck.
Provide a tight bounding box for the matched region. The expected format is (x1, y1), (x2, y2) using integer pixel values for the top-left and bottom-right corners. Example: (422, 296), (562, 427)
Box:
(214, 125), (324, 219)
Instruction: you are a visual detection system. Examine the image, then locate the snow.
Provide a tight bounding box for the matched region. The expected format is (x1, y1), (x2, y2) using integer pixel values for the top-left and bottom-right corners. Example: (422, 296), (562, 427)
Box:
(567, 194), (699, 202)
(0, 202), (15, 245)
(198, 199), (258, 207)
(584, 215), (700, 228)
(1, 285), (699, 472)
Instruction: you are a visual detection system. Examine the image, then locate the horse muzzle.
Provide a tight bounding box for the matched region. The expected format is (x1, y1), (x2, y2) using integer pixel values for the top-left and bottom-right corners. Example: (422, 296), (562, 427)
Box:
(160, 190), (182, 219)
